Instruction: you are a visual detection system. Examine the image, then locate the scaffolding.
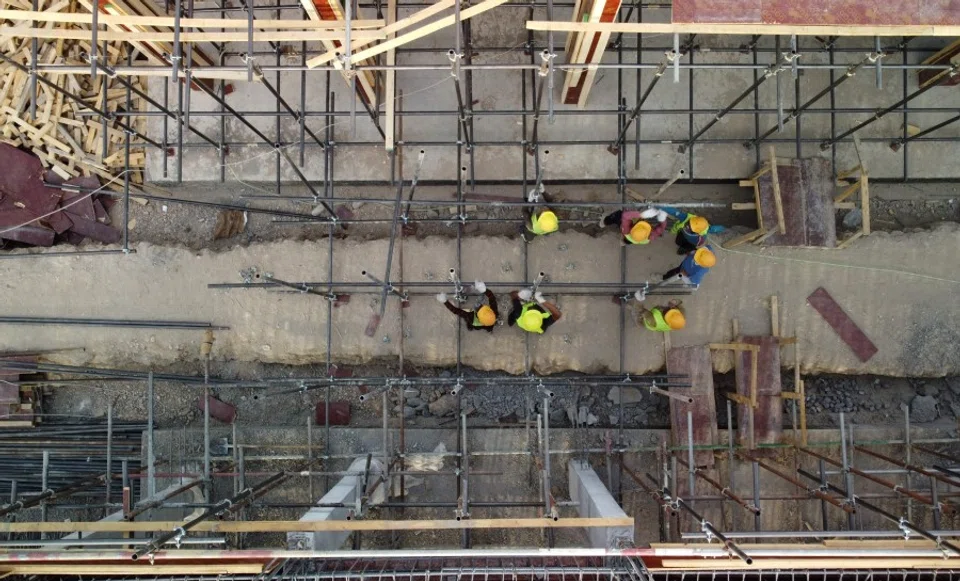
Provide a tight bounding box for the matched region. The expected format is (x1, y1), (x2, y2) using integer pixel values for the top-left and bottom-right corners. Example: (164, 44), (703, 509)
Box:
(2, 0), (960, 576)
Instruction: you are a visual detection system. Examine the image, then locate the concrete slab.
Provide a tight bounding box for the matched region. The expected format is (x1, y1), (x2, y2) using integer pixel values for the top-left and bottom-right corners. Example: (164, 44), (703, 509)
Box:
(1, 224), (958, 377)
(568, 459), (634, 548)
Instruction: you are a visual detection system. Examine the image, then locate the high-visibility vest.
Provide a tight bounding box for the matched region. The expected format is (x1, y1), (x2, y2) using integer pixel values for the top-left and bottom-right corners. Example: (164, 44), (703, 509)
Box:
(643, 308), (672, 332)
(670, 214), (708, 236)
(516, 302), (551, 334)
(471, 312), (481, 327)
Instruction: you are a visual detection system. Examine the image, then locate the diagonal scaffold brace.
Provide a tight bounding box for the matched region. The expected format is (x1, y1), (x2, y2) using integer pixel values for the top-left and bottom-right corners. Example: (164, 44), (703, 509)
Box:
(363, 150), (425, 337)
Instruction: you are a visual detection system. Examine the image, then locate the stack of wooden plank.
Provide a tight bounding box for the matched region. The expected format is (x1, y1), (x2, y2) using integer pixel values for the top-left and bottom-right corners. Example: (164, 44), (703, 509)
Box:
(0, 143), (120, 246)
(0, 355), (39, 428)
(0, 0), (148, 187)
(301, 0), (379, 105)
(560, 0), (622, 107)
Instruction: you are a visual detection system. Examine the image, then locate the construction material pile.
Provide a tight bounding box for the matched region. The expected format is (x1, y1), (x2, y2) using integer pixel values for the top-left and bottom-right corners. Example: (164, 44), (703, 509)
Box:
(0, 143), (121, 246)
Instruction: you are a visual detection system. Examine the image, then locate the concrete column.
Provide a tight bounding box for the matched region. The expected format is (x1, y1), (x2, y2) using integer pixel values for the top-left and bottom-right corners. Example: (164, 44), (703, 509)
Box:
(287, 456), (385, 551)
(568, 459), (633, 548)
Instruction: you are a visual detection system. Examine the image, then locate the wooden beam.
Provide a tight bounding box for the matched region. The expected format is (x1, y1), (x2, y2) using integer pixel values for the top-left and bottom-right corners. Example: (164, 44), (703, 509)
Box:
(384, 0), (396, 151)
(0, 517), (633, 533)
(753, 227), (779, 245)
(0, 565), (266, 575)
(0, 10), (384, 28)
(708, 343), (759, 352)
(768, 146), (786, 234)
(723, 228), (764, 248)
(306, 0), (457, 68)
(525, 20), (960, 37)
(860, 173), (870, 235)
(346, 0), (509, 65)
(770, 294), (779, 337)
(0, 26), (384, 42)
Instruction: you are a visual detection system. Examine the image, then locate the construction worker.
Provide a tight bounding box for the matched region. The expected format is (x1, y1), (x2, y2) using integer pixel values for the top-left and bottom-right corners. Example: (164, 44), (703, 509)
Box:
(663, 246), (716, 287)
(599, 207), (668, 245)
(660, 206), (725, 254)
(521, 186), (559, 242)
(436, 281), (499, 332)
(507, 289), (562, 334)
(633, 291), (685, 332)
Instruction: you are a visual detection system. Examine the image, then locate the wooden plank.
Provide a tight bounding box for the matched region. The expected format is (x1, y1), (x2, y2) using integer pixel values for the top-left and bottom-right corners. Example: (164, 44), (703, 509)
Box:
(0, 10), (384, 28)
(770, 294), (779, 337)
(860, 173), (870, 235)
(525, 20), (960, 37)
(384, 0), (396, 151)
(752, 228), (779, 245)
(666, 345), (718, 469)
(347, 0), (510, 65)
(837, 230), (864, 249)
(806, 286), (878, 363)
(2, 566), (265, 575)
(0, 26), (384, 42)
(306, 0), (457, 68)
(736, 336), (782, 448)
(708, 343), (759, 352)
(723, 228), (763, 248)
(0, 517), (634, 533)
(834, 180), (861, 203)
(768, 147), (786, 234)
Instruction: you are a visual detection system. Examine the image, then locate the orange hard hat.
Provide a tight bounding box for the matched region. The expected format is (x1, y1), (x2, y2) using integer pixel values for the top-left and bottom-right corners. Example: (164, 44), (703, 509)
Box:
(664, 308), (686, 330)
(629, 221), (652, 242)
(694, 247), (716, 267)
(477, 305), (496, 326)
(689, 216), (710, 235)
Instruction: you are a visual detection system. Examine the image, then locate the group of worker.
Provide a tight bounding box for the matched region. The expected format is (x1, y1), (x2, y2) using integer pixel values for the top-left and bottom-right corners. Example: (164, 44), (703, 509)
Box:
(435, 193), (720, 336)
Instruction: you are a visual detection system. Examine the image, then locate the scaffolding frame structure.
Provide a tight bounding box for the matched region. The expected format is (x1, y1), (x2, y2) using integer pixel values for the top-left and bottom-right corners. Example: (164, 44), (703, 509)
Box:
(3, 0), (960, 577)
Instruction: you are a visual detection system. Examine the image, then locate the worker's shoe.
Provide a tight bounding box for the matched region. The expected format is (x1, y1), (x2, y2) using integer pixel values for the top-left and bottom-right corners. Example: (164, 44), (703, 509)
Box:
(599, 214), (610, 228)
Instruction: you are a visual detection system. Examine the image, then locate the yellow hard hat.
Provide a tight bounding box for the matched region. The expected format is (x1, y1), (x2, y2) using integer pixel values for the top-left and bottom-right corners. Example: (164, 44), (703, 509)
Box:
(629, 221), (652, 242)
(537, 211), (559, 233)
(689, 216), (710, 235)
(522, 310), (545, 332)
(477, 305), (496, 326)
(664, 308), (686, 330)
(694, 247), (716, 267)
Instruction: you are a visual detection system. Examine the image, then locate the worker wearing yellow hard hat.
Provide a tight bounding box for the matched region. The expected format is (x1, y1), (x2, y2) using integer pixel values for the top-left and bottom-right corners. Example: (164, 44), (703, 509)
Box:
(663, 245), (716, 287)
(633, 291), (686, 332)
(508, 288), (562, 334)
(521, 185), (560, 242)
(599, 207), (668, 245)
(436, 280), (500, 332)
(660, 206), (725, 254)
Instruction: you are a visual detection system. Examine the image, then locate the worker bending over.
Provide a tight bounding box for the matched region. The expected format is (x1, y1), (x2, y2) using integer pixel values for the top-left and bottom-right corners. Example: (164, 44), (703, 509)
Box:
(521, 187), (559, 242)
(436, 281), (499, 332)
(599, 208), (667, 245)
(634, 291), (685, 332)
(508, 289), (562, 334)
(661, 206), (724, 254)
(664, 246), (716, 287)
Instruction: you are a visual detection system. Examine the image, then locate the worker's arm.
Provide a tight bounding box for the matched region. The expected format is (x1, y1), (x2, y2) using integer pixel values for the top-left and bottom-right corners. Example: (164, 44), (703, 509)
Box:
(658, 206), (687, 221)
(619, 210), (642, 235)
(649, 220), (667, 241)
(484, 289), (499, 317)
(507, 295), (523, 327)
(540, 301), (562, 322)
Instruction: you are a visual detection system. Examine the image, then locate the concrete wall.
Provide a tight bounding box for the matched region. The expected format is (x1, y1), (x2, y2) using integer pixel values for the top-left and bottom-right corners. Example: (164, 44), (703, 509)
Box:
(568, 459), (633, 548)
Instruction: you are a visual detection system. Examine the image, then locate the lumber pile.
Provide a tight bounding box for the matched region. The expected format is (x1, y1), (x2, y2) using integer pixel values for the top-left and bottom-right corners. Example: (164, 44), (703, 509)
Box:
(560, 0), (623, 107)
(0, 0), (147, 247)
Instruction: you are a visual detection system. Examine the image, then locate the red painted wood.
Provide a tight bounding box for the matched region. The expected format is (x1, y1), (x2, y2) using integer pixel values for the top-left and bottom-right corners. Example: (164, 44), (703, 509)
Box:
(667, 345), (717, 468)
(563, 0), (624, 104)
(807, 287), (878, 362)
(735, 336), (782, 448)
(672, 0), (960, 25)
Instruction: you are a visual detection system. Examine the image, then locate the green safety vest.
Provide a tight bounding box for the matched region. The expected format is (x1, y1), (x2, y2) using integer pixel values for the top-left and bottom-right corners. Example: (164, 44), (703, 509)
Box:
(517, 302), (551, 334)
(643, 308), (672, 332)
(669, 214), (692, 235)
(471, 312), (481, 327)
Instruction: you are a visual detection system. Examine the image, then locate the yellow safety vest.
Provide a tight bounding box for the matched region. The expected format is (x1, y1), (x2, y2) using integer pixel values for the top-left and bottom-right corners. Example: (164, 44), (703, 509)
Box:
(669, 214), (692, 235)
(643, 308), (672, 332)
(517, 302), (551, 334)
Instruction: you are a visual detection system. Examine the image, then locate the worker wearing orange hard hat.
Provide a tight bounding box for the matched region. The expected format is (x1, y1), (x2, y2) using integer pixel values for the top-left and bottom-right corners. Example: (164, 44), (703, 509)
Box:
(507, 289), (562, 334)
(633, 291), (685, 332)
(436, 281), (499, 332)
(521, 185), (560, 242)
(663, 246), (717, 288)
(660, 206), (725, 254)
(599, 207), (667, 245)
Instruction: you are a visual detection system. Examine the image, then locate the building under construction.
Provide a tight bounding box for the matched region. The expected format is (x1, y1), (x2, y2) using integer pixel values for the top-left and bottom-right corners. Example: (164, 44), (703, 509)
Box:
(1, 0), (960, 577)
